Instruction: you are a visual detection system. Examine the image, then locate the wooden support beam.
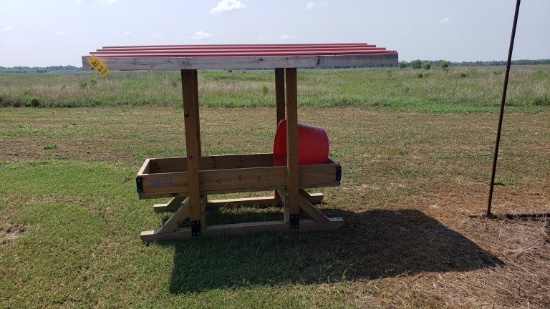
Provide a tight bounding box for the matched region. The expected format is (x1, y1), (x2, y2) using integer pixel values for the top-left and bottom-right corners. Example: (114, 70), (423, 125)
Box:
(298, 195), (329, 222)
(275, 68), (285, 125)
(153, 193), (323, 210)
(156, 198), (190, 233)
(207, 196), (280, 208)
(285, 68), (300, 225)
(299, 190), (324, 205)
(278, 189), (290, 222)
(154, 196), (187, 212)
(140, 217), (344, 242)
(275, 68), (286, 206)
(181, 69), (205, 234)
(84, 53), (399, 71)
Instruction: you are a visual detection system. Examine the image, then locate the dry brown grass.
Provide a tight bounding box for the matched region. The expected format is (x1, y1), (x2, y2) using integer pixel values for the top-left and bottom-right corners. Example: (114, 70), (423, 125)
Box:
(1, 106), (548, 308)
(0, 222), (27, 245)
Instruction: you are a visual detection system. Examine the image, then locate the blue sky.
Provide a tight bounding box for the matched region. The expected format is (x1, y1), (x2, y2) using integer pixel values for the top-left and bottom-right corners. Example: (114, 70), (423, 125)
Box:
(0, 0), (548, 67)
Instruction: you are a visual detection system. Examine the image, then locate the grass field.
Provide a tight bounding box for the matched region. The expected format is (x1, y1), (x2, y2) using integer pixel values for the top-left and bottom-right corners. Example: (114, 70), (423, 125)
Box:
(1, 65), (549, 111)
(1, 66), (549, 308)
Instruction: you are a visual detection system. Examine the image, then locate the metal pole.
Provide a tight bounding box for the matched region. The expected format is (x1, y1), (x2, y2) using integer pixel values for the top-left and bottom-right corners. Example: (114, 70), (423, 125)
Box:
(487, 0), (521, 216)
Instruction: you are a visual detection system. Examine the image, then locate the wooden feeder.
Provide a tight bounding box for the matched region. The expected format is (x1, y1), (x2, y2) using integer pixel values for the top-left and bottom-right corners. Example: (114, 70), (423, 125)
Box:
(82, 43), (398, 242)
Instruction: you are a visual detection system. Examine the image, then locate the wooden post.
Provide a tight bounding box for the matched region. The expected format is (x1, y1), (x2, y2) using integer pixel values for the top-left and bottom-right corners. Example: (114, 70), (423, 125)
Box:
(274, 68), (285, 206)
(285, 68), (300, 228)
(181, 69), (205, 235)
(275, 68), (285, 125)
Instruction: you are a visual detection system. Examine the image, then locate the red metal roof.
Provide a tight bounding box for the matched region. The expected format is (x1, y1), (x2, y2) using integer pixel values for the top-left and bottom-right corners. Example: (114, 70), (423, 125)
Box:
(91, 43), (396, 57)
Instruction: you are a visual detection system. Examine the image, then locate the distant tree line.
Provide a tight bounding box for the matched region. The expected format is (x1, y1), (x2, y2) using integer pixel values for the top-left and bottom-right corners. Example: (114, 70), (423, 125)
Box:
(398, 59), (550, 69)
(0, 59), (549, 73)
(0, 65), (81, 73)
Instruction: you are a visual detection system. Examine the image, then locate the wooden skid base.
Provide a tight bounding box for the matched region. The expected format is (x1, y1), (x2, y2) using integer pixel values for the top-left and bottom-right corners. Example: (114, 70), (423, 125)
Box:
(153, 193), (325, 212)
(140, 217), (344, 242)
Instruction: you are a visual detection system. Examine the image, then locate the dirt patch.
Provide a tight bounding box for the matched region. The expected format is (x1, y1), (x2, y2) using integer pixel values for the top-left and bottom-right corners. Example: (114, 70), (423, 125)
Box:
(0, 223), (27, 245)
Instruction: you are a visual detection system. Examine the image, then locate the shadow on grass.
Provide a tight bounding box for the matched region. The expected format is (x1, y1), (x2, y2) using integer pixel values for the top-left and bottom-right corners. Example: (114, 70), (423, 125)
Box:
(162, 208), (503, 294)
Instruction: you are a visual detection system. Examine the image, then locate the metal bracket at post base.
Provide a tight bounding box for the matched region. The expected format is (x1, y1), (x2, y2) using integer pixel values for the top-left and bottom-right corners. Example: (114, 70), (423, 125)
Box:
(290, 214), (300, 229)
(191, 220), (201, 236)
(136, 177), (143, 193)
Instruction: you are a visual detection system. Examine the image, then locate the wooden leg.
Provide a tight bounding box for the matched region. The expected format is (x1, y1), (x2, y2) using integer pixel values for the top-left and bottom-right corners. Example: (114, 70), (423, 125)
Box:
(181, 69), (205, 235)
(278, 189), (290, 222)
(285, 68), (300, 228)
(275, 68), (285, 125)
(275, 68), (285, 204)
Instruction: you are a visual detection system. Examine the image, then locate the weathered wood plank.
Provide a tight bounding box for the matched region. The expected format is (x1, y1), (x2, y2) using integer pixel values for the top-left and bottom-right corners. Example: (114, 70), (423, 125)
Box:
(299, 162), (341, 188)
(137, 158), (151, 174)
(275, 68), (285, 125)
(182, 69), (205, 232)
(278, 189), (290, 222)
(199, 153), (273, 169)
(153, 196), (187, 212)
(140, 229), (192, 242)
(298, 195), (329, 222)
(83, 53), (398, 71)
(299, 190), (324, 205)
(199, 167), (287, 194)
(285, 68), (300, 217)
(156, 197), (190, 233)
(146, 154), (274, 173)
(137, 160), (340, 199)
(137, 171), (189, 197)
(140, 217), (344, 242)
(207, 196), (280, 208)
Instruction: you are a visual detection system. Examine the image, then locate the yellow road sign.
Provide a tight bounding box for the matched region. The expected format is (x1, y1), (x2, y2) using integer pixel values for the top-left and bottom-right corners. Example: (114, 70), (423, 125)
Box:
(87, 55), (109, 77)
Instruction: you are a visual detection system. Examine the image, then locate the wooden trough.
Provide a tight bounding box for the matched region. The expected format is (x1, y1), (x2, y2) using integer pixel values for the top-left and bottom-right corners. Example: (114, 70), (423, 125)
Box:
(136, 154), (343, 241)
(136, 154), (341, 199)
(82, 43), (398, 242)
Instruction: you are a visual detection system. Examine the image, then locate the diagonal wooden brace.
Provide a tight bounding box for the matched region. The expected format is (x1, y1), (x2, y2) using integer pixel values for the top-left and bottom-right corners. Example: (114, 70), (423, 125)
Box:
(156, 197), (190, 234)
(298, 193), (329, 222)
(153, 196), (188, 212)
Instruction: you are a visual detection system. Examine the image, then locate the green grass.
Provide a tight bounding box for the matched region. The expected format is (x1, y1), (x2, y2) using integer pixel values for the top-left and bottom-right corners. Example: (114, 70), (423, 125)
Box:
(1, 65), (549, 112)
(1, 67), (549, 307)
(0, 160), (359, 307)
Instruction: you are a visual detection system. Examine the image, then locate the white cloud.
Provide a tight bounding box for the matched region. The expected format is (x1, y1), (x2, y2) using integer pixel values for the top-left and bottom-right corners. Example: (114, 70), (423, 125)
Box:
(277, 34), (296, 41)
(194, 30), (212, 40)
(117, 31), (132, 36)
(149, 33), (164, 39)
(54, 30), (70, 35)
(307, 2), (327, 10)
(2, 25), (15, 32)
(440, 17), (450, 24)
(210, 0), (246, 14)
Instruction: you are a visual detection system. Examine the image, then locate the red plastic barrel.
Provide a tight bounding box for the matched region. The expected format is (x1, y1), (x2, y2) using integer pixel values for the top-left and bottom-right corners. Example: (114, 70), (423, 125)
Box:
(273, 119), (330, 166)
